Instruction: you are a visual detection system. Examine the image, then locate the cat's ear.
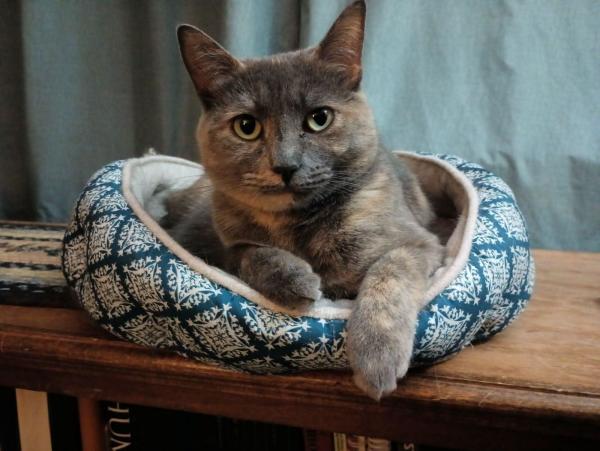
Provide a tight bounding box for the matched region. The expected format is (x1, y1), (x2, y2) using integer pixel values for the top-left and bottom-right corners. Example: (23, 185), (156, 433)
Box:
(317, 0), (366, 90)
(177, 25), (241, 103)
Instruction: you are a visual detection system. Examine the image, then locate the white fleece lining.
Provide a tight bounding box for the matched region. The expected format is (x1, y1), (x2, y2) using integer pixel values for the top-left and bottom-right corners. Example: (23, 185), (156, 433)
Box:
(121, 152), (479, 320)
(397, 152), (479, 300)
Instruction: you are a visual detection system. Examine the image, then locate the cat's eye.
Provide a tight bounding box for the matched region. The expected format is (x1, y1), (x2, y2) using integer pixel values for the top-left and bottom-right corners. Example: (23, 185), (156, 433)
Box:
(305, 107), (334, 132)
(233, 114), (262, 140)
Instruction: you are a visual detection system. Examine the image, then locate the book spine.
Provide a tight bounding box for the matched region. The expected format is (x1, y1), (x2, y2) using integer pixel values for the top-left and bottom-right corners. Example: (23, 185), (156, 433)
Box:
(366, 437), (391, 451)
(0, 387), (20, 451)
(303, 429), (318, 451)
(77, 398), (103, 451)
(339, 434), (393, 451)
(15, 389), (52, 451)
(346, 434), (367, 451)
(304, 429), (335, 451)
(47, 393), (84, 451)
(104, 402), (132, 451)
(333, 432), (347, 451)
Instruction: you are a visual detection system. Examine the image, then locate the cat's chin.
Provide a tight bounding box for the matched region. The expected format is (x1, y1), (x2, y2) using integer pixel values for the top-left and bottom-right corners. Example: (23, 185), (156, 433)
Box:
(219, 184), (327, 213)
(228, 189), (296, 213)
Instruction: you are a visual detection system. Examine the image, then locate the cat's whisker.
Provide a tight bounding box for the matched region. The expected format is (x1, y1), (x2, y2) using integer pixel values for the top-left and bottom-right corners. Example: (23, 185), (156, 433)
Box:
(242, 183), (285, 192)
(327, 179), (366, 190)
(164, 174), (207, 183)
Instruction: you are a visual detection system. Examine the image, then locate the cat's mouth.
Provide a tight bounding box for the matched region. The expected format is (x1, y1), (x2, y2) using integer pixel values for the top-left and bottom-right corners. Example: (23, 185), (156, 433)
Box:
(255, 181), (329, 196)
(290, 180), (329, 193)
(242, 172), (333, 197)
(255, 184), (286, 193)
(289, 172), (334, 195)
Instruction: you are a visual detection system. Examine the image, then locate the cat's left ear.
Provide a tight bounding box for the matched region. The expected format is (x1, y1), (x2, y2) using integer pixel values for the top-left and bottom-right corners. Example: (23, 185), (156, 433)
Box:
(317, 0), (366, 90)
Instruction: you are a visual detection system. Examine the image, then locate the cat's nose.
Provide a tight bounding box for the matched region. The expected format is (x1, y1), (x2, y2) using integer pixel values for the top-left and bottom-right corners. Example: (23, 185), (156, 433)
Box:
(272, 164), (299, 185)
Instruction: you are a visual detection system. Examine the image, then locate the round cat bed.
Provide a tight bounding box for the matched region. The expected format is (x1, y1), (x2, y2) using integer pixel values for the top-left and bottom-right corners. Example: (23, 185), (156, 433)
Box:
(62, 151), (535, 373)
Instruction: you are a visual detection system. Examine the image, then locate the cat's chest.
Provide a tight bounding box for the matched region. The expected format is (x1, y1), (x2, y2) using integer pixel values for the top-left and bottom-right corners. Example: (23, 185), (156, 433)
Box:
(248, 207), (351, 258)
(305, 212), (398, 291)
(253, 200), (395, 291)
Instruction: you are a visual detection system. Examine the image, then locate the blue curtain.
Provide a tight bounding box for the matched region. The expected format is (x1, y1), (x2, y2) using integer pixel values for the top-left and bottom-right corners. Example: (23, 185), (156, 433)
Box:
(1, 0), (598, 250)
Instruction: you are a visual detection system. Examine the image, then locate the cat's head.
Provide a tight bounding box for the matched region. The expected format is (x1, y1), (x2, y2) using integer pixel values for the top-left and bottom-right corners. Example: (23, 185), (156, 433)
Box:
(178, 1), (378, 212)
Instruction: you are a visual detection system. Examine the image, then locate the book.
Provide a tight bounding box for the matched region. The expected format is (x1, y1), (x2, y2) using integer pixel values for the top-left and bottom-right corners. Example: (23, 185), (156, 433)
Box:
(0, 387), (20, 451)
(103, 401), (132, 451)
(303, 429), (334, 451)
(346, 434), (367, 451)
(366, 437), (391, 451)
(15, 389), (52, 451)
(48, 393), (83, 451)
(333, 432), (347, 451)
(340, 434), (392, 451)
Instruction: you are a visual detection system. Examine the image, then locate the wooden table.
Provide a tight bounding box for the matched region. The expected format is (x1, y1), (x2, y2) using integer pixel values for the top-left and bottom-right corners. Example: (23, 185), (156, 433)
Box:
(0, 222), (599, 450)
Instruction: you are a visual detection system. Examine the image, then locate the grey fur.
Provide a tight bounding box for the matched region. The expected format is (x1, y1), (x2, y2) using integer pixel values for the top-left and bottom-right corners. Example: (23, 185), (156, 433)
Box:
(168, 1), (445, 399)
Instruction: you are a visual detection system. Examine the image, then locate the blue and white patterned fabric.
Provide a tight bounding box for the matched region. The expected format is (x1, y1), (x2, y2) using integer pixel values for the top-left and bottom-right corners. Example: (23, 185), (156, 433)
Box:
(62, 153), (534, 372)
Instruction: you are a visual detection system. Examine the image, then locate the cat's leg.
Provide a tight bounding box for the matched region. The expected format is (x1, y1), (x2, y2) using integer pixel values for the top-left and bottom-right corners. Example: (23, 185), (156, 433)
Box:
(346, 242), (443, 400)
(232, 245), (322, 311)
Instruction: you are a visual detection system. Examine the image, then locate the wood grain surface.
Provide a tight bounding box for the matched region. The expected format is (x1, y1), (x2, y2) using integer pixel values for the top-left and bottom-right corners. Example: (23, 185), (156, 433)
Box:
(0, 222), (599, 449)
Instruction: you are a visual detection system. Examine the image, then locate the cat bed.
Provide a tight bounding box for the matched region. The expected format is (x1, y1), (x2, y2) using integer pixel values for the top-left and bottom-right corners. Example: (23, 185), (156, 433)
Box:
(62, 151), (535, 373)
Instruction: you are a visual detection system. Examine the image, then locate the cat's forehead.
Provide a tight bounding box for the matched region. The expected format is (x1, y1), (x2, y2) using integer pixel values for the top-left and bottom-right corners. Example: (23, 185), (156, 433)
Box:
(217, 51), (352, 114)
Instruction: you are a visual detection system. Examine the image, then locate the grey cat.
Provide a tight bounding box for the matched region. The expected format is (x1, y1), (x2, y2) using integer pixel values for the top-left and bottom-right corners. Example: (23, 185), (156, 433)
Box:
(166, 1), (444, 400)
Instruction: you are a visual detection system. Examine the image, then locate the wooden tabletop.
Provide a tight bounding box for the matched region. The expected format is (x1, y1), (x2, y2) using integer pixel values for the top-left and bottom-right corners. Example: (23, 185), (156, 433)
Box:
(0, 222), (599, 450)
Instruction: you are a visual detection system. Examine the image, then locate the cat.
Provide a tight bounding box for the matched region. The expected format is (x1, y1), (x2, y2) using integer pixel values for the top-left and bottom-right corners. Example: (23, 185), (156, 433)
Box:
(166, 0), (444, 400)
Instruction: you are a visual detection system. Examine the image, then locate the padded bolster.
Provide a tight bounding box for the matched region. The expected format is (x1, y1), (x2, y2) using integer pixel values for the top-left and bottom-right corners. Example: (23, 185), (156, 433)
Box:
(62, 152), (534, 373)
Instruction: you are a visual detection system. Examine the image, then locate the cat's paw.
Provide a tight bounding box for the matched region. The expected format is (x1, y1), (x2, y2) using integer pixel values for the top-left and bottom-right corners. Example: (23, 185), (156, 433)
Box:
(351, 362), (399, 401)
(272, 267), (322, 311)
(347, 341), (412, 400)
(346, 305), (414, 400)
(239, 246), (321, 311)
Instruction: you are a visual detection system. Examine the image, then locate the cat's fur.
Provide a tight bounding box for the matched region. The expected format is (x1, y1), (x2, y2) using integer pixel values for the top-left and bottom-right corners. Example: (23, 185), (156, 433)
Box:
(167, 1), (444, 400)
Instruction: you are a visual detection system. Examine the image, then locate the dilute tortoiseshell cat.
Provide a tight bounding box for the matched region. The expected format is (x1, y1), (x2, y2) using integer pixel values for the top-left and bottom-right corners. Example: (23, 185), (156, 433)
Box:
(165, 1), (444, 399)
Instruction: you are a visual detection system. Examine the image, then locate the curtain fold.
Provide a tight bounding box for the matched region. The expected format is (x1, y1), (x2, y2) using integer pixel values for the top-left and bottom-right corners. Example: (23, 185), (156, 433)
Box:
(1, 0), (598, 250)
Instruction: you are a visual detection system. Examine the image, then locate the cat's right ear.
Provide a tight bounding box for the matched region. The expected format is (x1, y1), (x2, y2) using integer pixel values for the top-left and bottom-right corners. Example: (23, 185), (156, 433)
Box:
(177, 25), (241, 103)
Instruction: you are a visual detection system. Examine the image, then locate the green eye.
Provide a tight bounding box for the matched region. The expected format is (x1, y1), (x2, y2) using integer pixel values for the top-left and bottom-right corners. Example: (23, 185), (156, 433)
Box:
(233, 114), (262, 140)
(306, 107), (334, 132)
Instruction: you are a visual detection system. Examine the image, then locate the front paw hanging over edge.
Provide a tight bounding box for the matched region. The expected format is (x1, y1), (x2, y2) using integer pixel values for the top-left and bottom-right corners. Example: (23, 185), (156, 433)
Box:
(346, 306), (415, 400)
(345, 245), (432, 400)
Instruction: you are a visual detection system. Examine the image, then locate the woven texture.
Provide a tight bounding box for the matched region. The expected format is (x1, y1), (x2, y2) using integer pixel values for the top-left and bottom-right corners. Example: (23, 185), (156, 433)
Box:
(62, 153), (534, 372)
